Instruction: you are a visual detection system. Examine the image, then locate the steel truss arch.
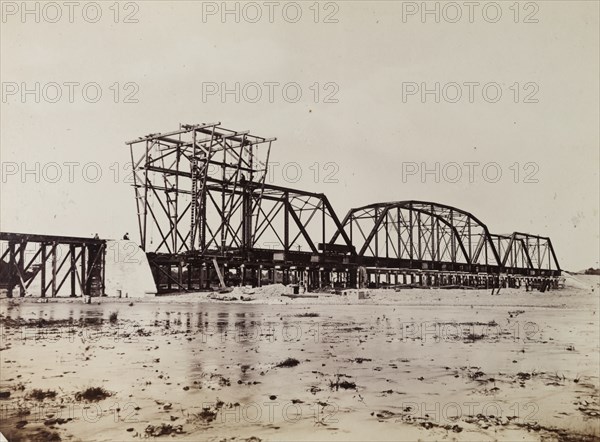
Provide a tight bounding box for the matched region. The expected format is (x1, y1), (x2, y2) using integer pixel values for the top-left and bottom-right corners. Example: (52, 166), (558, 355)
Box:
(332, 200), (503, 268)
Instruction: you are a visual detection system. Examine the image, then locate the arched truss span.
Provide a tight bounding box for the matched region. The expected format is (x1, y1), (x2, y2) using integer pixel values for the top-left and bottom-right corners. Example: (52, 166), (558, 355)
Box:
(331, 201), (503, 268)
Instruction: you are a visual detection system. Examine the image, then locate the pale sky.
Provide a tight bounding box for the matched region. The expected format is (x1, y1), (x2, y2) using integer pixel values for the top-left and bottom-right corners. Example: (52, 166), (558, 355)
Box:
(1, 1), (598, 271)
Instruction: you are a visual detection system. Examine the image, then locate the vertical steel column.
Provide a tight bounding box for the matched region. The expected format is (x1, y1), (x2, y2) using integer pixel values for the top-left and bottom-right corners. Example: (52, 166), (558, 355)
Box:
(284, 192), (290, 252)
(385, 211), (389, 258)
(101, 244), (106, 295)
(374, 208), (379, 257)
(467, 218), (472, 266)
(322, 202), (326, 251)
(397, 208), (402, 259)
(174, 140), (181, 253)
(430, 207), (435, 262)
(81, 244), (86, 296)
(41, 243), (47, 297)
(51, 241), (57, 297)
(409, 209), (414, 260)
(450, 209), (456, 262)
(143, 140), (150, 251)
(7, 242), (15, 298)
(130, 144), (144, 249)
(70, 244), (76, 296)
(417, 212), (422, 260)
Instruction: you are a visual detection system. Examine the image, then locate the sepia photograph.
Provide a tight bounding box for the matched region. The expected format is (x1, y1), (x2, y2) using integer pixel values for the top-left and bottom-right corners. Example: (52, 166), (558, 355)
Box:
(0, 1), (599, 441)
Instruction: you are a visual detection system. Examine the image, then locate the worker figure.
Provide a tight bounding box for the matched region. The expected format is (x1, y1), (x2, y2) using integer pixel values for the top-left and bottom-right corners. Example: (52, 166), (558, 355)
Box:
(123, 233), (130, 240)
(93, 233), (99, 239)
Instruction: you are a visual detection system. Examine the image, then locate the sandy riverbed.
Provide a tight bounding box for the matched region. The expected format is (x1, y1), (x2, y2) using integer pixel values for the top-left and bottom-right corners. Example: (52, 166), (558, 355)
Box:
(0, 274), (598, 441)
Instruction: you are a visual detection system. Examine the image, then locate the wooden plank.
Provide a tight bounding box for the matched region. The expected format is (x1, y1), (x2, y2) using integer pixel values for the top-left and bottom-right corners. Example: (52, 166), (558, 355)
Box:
(212, 258), (225, 288)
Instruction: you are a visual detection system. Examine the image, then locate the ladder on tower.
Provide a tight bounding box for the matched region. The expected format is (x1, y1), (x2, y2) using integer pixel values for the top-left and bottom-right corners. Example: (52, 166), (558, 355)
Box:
(161, 156), (178, 251)
(190, 157), (198, 250)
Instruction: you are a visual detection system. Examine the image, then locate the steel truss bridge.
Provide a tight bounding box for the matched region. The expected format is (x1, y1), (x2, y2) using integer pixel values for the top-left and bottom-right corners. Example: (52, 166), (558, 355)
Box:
(0, 233), (106, 298)
(126, 123), (561, 293)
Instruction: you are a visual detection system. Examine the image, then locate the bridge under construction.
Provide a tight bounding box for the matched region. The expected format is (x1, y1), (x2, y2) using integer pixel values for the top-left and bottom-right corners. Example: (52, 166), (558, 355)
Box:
(126, 122), (561, 293)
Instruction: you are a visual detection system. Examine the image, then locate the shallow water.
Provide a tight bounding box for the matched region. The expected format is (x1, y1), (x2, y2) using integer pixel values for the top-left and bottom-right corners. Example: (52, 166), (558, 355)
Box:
(0, 295), (598, 441)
